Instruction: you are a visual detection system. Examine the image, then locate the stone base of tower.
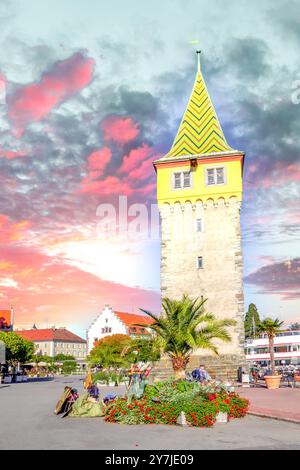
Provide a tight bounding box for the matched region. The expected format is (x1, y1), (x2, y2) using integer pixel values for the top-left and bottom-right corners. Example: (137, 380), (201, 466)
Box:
(149, 354), (248, 383)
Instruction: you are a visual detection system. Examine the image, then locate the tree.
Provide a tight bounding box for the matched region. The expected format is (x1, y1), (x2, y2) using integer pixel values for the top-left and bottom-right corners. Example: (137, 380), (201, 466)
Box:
(288, 323), (300, 331)
(121, 336), (161, 364)
(244, 304), (260, 338)
(129, 337), (161, 364)
(31, 354), (54, 365)
(54, 354), (76, 361)
(0, 332), (34, 365)
(88, 334), (132, 368)
(257, 318), (284, 375)
(139, 295), (236, 379)
(61, 360), (77, 375)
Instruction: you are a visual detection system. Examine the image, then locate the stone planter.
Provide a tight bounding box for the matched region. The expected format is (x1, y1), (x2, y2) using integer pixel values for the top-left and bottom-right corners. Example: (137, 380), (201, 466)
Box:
(176, 411), (188, 426)
(264, 375), (281, 390)
(96, 381), (107, 387)
(216, 412), (228, 424)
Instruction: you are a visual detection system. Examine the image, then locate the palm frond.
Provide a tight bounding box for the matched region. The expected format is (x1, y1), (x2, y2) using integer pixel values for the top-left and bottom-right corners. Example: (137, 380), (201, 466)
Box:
(138, 295), (235, 363)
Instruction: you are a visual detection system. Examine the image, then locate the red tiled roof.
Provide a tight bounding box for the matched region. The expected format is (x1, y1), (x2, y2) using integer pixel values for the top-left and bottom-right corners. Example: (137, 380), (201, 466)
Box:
(15, 328), (86, 343)
(0, 310), (11, 328)
(114, 311), (154, 327)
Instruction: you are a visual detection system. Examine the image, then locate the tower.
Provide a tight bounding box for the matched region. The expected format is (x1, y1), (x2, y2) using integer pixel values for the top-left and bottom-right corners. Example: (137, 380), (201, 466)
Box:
(153, 52), (246, 380)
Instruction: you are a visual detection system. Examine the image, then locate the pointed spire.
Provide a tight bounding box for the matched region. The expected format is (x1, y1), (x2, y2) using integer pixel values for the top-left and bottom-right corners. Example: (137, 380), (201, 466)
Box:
(196, 49), (201, 72)
(163, 52), (235, 160)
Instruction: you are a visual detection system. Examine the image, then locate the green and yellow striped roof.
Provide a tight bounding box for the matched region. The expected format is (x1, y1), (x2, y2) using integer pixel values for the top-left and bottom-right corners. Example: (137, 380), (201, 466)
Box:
(164, 56), (234, 159)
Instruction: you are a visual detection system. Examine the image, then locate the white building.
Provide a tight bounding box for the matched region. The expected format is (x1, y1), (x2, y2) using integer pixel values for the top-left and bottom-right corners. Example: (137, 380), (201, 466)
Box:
(245, 330), (300, 366)
(87, 305), (153, 352)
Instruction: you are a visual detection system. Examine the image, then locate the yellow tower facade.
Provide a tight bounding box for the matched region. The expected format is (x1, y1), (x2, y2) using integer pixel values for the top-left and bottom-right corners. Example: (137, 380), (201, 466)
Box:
(153, 53), (246, 380)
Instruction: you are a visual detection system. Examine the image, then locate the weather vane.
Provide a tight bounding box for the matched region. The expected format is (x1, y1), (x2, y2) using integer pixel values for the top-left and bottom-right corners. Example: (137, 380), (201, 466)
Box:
(196, 49), (201, 72)
(189, 40), (201, 71)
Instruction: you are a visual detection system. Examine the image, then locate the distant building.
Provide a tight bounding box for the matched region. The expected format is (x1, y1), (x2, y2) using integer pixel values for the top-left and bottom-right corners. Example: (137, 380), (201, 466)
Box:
(245, 330), (300, 366)
(87, 305), (154, 352)
(15, 327), (87, 359)
(0, 307), (14, 332)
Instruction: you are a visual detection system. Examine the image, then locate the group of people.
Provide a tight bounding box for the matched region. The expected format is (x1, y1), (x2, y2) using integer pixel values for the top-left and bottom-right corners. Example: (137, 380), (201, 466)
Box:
(250, 363), (300, 387)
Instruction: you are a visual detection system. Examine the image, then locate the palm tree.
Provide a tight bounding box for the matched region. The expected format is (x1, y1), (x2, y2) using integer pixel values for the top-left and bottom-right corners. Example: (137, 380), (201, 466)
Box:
(257, 318), (284, 375)
(138, 295), (236, 378)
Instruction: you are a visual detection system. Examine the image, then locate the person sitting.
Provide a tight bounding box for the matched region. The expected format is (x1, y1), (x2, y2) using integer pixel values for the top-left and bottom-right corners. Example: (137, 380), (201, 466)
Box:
(192, 364), (211, 383)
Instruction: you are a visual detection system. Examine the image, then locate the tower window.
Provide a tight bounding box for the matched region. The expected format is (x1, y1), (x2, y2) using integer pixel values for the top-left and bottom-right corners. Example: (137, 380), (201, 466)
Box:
(172, 171), (192, 189)
(216, 168), (225, 184)
(183, 172), (191, 188)
(205, 167), (226, 186)
(174, 172), (181, 189)
(196, 218), (202, 232)
(197, 257), (203, 269)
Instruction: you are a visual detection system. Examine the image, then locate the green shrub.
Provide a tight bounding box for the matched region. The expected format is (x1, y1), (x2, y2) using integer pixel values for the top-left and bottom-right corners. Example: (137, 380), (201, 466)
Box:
(93, 371), (109, 384)
(93, 370), (126, 385)
(61, 361), (77, 375)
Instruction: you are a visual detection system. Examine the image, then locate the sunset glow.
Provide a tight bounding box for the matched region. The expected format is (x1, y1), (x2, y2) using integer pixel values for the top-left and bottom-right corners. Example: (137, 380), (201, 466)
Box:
(0, 0), (299, 335)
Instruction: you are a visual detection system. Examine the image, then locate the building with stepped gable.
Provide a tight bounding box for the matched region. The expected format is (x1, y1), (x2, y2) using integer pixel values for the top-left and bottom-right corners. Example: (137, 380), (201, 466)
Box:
(87, 305), (154, 352)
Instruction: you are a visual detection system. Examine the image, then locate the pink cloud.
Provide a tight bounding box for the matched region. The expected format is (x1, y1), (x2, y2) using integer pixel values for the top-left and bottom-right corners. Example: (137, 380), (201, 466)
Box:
(253, 215), (273, 225)
(79, 142), (159, 197)
(0, 149), (27, 160)
(0, 215), (31, 243)
(245, 162), (300, 190)
(245, 258), (300, 300)
(100, 116), (139, 145)
(79, 175), (134, 196)
(0, 72), (5, 93)
(286, 212), (300, 224)
(138, 182), (156, 196)
(7, 52), (94, 136)
(119, 144), (152, 174)
(0, 244), (160, 330)
(87, 147), (112, 179)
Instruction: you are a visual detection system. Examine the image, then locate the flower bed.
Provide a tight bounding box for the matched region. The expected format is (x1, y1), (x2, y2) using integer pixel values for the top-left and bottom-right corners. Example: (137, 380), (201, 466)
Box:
(104, 380), (249, 427)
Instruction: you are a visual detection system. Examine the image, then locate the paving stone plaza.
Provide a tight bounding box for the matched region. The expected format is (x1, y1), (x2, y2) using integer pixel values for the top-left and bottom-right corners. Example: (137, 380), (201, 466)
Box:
(0, 376), (299, 450)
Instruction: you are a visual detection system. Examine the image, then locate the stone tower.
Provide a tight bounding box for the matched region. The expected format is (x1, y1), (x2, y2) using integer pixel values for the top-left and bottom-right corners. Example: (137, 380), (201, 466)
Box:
(153, 52), (246, 381)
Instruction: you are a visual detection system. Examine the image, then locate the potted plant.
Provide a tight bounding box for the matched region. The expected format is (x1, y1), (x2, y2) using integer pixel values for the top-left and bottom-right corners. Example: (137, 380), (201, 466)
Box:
(93, 370), (108, 386)
(108, 371), (118, 386)
(258, 318), (284, 389)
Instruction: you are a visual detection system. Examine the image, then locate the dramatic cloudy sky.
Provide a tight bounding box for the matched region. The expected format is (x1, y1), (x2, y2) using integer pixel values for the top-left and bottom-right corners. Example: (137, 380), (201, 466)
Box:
(0, 0), (299, 336)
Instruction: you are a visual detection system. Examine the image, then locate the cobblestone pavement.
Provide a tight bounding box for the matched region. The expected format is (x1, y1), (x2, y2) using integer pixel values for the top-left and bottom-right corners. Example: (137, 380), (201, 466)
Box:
(0, 376), (300, 450)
